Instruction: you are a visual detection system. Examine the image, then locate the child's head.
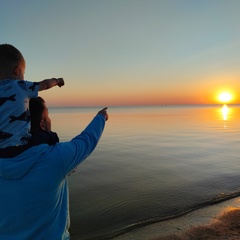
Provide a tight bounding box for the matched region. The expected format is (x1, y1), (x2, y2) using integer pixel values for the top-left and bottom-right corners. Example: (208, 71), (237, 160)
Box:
(0, 44), (25, 80)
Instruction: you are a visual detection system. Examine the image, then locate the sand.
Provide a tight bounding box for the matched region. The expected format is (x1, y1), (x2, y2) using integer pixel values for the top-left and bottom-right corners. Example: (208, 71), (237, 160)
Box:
(112, 196), (240, 240)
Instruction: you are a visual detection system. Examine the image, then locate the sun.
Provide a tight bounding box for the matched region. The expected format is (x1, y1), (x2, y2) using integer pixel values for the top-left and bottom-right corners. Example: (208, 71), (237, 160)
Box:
(218, 92), (233, 103)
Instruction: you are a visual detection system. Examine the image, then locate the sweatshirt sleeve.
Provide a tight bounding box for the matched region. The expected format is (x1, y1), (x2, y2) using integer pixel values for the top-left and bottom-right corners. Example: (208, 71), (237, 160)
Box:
(58, 114), (106, 176)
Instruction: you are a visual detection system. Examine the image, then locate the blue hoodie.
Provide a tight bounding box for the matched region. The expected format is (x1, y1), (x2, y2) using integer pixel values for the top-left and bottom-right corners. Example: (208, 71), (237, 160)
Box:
(0, 113), (106, 240)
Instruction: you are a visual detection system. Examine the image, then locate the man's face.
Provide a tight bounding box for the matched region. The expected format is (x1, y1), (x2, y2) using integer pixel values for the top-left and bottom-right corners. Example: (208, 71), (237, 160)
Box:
(41, 104), (51, 132)
(14, 60), (25, 80)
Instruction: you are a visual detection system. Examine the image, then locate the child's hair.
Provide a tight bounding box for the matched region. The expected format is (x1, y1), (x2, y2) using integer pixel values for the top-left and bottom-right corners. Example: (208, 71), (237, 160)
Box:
(29, 97), (46, 134)
(0, 44), (25, 76)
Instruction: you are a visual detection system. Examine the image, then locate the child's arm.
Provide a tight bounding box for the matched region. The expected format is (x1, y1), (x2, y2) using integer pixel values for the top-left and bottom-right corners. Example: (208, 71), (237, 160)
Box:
(38, 78), (64, 91)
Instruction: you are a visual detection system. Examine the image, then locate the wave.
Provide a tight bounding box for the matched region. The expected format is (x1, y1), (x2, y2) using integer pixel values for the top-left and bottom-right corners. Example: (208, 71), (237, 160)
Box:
(88, 191), (240, 240)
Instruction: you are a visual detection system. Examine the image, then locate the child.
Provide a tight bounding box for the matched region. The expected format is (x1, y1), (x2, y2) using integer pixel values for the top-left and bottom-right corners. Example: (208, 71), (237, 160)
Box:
(0, 44), (64, 157)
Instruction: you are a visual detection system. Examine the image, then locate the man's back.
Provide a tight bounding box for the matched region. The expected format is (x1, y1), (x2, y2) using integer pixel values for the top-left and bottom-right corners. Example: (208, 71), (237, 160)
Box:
(0, 144), (70, 239)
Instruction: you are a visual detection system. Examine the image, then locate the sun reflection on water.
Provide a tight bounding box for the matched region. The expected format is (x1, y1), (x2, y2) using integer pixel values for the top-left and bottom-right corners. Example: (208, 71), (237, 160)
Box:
(221, 104), (229, 121)
(220, 104), (234, 129)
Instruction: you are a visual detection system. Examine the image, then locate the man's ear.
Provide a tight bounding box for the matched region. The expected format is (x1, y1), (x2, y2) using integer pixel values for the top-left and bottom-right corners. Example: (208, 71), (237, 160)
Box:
(13, 65), (21, 78)
(40, 120), (46, 130)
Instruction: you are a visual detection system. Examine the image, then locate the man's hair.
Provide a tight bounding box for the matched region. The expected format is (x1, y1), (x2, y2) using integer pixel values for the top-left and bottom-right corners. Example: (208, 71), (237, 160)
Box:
(29, 97), (46, 134)
(0, 44), (25, 75)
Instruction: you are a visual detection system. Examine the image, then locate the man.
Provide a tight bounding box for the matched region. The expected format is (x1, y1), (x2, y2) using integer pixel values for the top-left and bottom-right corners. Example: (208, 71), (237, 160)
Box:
(30, 97), (76, 176)
(29, 96), (59, 146)
(0, 97), (108, 240)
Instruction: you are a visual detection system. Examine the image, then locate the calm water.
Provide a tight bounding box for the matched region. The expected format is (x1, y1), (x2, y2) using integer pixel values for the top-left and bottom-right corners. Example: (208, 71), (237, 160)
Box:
(50, 105), (240, 240)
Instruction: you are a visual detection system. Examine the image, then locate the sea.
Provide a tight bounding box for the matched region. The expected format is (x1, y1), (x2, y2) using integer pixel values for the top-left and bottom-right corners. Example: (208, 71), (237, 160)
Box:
(49, 105), (240, 240)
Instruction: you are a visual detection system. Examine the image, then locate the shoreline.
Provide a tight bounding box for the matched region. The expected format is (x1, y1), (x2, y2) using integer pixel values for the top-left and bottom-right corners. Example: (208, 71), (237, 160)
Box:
(112, 196), (240, 240)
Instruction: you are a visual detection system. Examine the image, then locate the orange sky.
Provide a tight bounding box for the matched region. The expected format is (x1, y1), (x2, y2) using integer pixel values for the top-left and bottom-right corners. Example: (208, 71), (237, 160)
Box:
(40, 75), (240, 107)
(3, 1), (240, 107)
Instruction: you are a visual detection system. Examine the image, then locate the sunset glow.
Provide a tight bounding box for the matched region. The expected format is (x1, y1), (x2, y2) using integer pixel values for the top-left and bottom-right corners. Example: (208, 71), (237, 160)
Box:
(218, 92), (233, 103)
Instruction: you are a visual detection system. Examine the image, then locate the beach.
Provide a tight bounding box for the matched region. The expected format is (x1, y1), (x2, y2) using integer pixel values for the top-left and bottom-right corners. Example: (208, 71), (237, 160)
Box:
(112, 196), (240, 240)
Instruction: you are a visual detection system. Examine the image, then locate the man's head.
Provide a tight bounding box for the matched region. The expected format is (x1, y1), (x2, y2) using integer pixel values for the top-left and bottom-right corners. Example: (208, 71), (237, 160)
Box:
(0, 44), (25, 80)
(29, 97), (51, 133)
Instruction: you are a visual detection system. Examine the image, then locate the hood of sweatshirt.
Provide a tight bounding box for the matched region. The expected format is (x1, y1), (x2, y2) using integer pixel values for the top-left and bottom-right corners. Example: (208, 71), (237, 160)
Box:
(0, 144), (49, 180)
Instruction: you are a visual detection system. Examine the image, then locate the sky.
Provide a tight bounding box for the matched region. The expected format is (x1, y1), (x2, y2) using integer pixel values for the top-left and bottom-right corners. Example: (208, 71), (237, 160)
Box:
(1, 0), (240, 106)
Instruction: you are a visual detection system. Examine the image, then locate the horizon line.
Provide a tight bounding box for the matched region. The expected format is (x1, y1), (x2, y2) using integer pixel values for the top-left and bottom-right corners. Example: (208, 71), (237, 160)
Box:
(48, 103), (240, 108)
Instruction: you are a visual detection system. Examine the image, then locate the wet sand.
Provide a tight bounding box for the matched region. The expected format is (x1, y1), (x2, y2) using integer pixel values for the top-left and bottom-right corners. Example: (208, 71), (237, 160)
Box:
(112, 196), (240, 240)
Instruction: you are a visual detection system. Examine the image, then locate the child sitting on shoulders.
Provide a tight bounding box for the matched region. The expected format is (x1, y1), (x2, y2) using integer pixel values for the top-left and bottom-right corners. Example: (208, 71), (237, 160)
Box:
(0, 44), (64, 157)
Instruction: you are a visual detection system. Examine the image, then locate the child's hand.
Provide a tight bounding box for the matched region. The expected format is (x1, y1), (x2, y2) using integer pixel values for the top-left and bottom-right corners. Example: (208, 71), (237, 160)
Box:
(55, 78), (64, 87)
(98, 107), (108, 121)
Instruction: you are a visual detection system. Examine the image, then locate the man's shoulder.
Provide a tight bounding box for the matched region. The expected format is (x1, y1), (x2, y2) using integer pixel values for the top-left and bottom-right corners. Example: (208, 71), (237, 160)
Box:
(31, 131), (59, 146)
